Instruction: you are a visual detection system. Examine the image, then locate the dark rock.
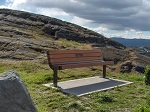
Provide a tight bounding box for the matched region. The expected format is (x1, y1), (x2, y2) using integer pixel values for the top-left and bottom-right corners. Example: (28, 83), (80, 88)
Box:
(120, 61), (133, 73)
(91, 44), (104, 47)
(86, 36), (105, 45)
(42, 24), (60, 36)
(0, 71), (37, 112)
(55, 29), (85, 42)
(29, 15), (38, 21)
(134, 63), (145, 74)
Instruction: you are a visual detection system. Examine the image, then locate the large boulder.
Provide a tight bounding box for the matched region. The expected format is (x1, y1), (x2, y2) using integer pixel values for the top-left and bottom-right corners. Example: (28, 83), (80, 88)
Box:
(0, 71), (37, 112)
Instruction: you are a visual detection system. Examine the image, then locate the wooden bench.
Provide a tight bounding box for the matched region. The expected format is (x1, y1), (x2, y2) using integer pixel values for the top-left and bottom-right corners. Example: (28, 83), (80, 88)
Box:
(47, 50), (114, 87)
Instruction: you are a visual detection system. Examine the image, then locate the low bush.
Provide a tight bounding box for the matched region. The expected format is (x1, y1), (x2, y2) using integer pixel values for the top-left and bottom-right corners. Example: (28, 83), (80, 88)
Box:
(145, 66), (150, 85)
(133, 92), (150, 112)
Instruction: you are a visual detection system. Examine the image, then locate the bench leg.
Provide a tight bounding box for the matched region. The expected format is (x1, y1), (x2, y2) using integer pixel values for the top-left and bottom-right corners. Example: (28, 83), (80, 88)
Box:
(53, 69), (58, 87)
(103, 65), (106, 78)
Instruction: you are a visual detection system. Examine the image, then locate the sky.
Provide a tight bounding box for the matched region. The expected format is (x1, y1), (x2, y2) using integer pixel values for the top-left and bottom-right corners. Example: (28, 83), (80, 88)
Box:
(0, 0), (150, 39)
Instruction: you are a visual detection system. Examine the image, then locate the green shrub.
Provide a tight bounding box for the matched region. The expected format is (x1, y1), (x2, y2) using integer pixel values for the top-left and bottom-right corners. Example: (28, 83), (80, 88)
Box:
(146, 92), (150, 106)
(133, 105), (150, 112)
(100, 95), (114, 103)
(145, 66), (150, 85)
(67, 101), (85, 111)
(133, 92), (150, 112)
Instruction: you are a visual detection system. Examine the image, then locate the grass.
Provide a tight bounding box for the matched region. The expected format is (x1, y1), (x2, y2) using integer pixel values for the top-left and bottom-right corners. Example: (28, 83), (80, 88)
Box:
(0, 60), (150, 112)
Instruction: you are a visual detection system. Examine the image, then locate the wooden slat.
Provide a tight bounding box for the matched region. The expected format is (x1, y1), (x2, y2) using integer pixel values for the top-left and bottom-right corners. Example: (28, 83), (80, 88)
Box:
(48, 52), (102, 59)
(47, 49), (114, 87)
(55, 61), (114, 70)
(47, 50), (101, 55)
(52, 60), (105, 65)
(50, 57), (101, 63)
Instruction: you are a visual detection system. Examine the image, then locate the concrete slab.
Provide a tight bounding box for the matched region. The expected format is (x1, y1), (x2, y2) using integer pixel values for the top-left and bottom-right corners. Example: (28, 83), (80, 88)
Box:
(43, 76), (133, 96)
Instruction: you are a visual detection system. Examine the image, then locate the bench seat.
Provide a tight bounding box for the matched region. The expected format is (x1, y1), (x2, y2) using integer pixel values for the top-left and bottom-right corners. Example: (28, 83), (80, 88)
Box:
(51, 60), (113, 70)
(47, 49), (114, 87)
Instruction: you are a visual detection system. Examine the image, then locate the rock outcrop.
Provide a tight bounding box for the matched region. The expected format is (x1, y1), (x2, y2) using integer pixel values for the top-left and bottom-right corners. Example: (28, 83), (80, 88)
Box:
(0, 71), (37, 112)
(120, 61), (133, 73)
(134, 63), (145, 74)
(0, 9), (125, 60)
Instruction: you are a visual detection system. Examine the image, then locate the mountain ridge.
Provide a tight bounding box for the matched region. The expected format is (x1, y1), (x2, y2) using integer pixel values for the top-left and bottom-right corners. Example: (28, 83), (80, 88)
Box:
(111, 37), (150, 47)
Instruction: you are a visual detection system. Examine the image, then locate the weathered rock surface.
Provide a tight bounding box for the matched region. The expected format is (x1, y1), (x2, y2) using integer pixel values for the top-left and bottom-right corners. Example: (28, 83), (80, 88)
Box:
(0, 9), (125, 60)
(120, 61), (133, 73)
(134, 63), (145, 74)
(119, 61), (147, 74)
(0, 71), (37, 112)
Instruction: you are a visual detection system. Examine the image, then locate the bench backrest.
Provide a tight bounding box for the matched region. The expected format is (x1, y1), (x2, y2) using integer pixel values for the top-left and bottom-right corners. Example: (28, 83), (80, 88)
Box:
(47, 50), (102, 65)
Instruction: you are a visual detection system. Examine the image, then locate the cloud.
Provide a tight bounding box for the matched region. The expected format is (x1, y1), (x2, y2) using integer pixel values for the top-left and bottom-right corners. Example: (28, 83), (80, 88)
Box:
(5, 0), (27, 9)
(108, 29), (147, 39)
(3, 0), (150, 31)
(71, 16), (93, 26)
(1, 0), (150, 39)
(36, 8), (73, 21)
(89, 26), (108, 35)
(16, 0), (150, 32)
(38, 8), (69, 17)
(0, 5), (7, 8)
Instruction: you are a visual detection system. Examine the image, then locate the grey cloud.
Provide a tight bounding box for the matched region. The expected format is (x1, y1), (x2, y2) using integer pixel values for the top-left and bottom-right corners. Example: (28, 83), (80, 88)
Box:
(26, 0), (150, 31)
(28, 0), (84, 10)
(77, 0), (142, 9)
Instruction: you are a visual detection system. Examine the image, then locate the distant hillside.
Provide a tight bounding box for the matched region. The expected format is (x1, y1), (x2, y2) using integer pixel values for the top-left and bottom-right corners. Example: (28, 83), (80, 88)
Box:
(111, 37), (150, 47)
(0, 9), (125, 60)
